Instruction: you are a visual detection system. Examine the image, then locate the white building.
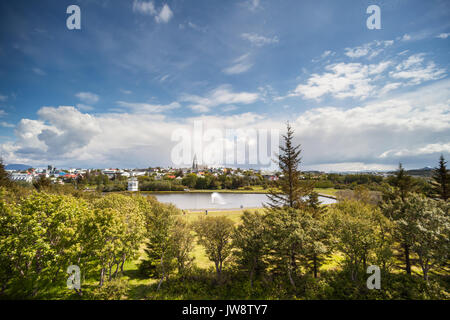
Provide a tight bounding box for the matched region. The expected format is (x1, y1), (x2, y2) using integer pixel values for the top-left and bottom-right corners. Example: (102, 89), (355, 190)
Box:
(127, 176), (139, 192)
(10, 173), (33, 183)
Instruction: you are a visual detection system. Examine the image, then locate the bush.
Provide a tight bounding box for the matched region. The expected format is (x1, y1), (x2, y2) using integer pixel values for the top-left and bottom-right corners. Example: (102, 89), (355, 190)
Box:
(92, 279), (129, 300)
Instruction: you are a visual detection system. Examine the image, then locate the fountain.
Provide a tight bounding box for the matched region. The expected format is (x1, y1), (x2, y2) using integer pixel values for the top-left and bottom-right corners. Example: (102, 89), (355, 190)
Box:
(211, 192), (226, 205)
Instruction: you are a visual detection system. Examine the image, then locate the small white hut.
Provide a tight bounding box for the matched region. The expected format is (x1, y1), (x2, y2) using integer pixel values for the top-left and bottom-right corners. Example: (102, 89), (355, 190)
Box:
(127, 176), (138, 192)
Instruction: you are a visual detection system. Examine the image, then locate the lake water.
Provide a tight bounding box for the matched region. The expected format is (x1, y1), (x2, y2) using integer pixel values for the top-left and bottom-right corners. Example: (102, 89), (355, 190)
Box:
(153, 192), (336, 210)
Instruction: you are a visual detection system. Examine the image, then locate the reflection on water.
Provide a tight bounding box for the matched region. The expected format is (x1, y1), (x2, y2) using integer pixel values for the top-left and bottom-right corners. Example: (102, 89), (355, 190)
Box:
(153, 192), (336, 210)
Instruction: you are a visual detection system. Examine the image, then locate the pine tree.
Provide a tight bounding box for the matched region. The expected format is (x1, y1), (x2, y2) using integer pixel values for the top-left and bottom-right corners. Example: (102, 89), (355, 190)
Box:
(384, 163), (416, 275)
(0, 158), (11, 187)
(392, 163), (415, 201)
(430, 154), (449, 201)
(266, 122), (313, 209)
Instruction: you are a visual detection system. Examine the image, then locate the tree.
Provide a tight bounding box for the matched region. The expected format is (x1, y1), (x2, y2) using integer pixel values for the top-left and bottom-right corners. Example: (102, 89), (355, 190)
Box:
(0, 158), (11, 188)
(391, 194), (449, 281)
(33, 175), (52, 191)
(303, 192), (330, 278)
(169, 218), (195, 278)
(139, 197), (179, 290)
(92, 194), (146, 281)
(383, 163), (416, 275)
(233, 210), (267, 287)
(193, 216), (235, 280)
(327, 201), (388, 282)
(264, 207), (311, 289)
(430, 154), (449, 201)
(388, 163), (416, 201)
(182, 173), (198, 189)
(0, 191), (93, 297)
(266, 122), (313, 209)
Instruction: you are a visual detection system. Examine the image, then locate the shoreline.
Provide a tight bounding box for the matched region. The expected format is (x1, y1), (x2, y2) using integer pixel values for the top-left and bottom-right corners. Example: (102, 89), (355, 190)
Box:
(115, 189), (337, 199)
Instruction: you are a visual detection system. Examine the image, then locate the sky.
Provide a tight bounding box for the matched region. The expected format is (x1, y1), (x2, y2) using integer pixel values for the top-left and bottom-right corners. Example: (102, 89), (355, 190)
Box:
(0, 0), (449, 171)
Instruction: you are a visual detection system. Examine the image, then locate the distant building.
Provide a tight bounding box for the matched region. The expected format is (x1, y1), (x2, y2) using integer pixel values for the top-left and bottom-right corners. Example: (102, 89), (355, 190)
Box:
(192, 154), (198, 171)
(128, 176), (139, 192)
(10, 173), (33, 183)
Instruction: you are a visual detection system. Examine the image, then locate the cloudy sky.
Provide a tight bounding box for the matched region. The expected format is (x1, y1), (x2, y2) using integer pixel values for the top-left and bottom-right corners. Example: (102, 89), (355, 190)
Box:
(0, 0), (449, 171)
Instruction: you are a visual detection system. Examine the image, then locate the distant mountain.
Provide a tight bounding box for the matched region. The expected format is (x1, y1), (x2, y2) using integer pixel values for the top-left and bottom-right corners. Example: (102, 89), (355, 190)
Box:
(5, 164), (33, 171)
(406, 167), (434, 177)
(386, 167), (434, 177)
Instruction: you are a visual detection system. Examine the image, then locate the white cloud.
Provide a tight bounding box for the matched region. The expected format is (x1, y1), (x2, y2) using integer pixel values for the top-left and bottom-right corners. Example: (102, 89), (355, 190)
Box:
(390, 54), (446, 85)
(0, 121), (14, 128)
(132, 0), (157, 15)
(32, 68), (46, 76)
(401, 34), (412, 41)
(241, 33), (279, 47)
(436, 33), (450, 39)
(291, 62), (390, 100)
(155, 4), (173, 23)
(75, 92), (99, 104)
(132, 1), (173, 23)
(116, 101), (180, 113)
(120, 89), (132, 95)
(344, 40), (394, 59)
(76, 104), (94, 111)
(246, 0), (261, 11)
(223, 54), (253, 75)
(380, 82), (402, 95)
(182, 85), (259, 113)
(0, 95), (7, 102)
(379, 143), (450, 158)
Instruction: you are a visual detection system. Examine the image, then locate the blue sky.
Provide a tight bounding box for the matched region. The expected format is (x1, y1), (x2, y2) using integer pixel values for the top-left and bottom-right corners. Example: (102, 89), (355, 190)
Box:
(0, 0), (449, 170)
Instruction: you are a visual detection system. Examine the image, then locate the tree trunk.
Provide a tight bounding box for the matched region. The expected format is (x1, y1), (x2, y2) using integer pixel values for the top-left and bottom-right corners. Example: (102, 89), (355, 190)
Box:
(313, 254), (318, 278)
(287, 266), (296, 290)
(404, 243), (411, 275)
(157, 255), (165, 291)
(99, 268), (105, 286)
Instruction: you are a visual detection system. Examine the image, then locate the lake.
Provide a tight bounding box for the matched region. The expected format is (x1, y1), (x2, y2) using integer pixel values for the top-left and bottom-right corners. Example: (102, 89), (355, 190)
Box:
(153, 192), (336, 210)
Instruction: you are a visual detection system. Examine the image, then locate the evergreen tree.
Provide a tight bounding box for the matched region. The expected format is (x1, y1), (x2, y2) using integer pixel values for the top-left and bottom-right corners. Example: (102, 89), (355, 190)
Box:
(266, 122), (313, 209)
(391, 163), (415, 201)
(0, 158), (11, 188)
(430, 154), (449, 201)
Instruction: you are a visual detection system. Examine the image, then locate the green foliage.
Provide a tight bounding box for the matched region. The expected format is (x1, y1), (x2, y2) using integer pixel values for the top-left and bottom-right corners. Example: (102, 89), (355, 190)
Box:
(0, 190), (93, 298)
(326, 201), (392, 282)
(0, 159), (11, 188)
(193, 216), (235, 279)
(92, 278), (128, 300)
(430, 154), (449, 201)
(138, 197), (181, 289)
(267, 122), (314, 209)
(232, 210), (267, 285)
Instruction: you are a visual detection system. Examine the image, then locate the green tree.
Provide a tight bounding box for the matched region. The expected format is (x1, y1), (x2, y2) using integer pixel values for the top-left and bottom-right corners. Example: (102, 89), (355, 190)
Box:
(92, 194), (146, 281)
(182, 173), (198, 189)
(383, 163), (417, 275)
(303, 192), (330, 278)
(193, 216), (235, 280)
(139, 197), (179, 290)
(267, 122), (313, 209)
(430, 154), (449, 201)
(169, 218), (195, 278)
(0, 158), (11, 188)
(264, 207), (313, 289)
(327, 201), (388, 281)
(0, 190), (92, 297)
(390, 194), (449, 281)
(232, 210), (267, 287)
(33, 175), (52, 191)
